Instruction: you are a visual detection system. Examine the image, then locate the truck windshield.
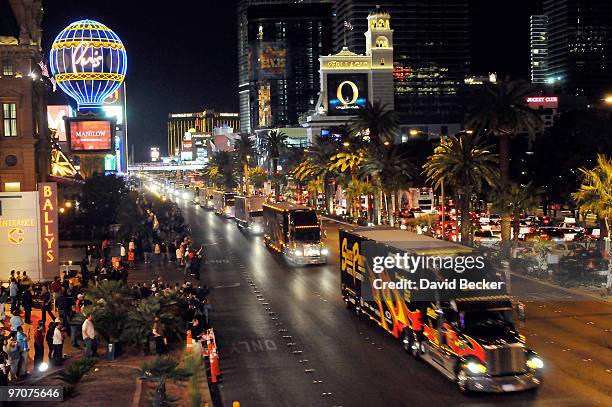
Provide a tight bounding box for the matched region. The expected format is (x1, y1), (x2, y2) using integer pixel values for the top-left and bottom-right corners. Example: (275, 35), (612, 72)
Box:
(460, 309), (515, 336)
(249, 210), (263, 217)
(292, 210), (320, 241)
(225, 194), (235, 206)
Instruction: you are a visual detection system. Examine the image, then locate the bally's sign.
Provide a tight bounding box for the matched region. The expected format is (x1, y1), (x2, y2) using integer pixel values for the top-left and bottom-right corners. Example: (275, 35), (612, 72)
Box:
(326, 73), (368, 116)
(0, 183), (59, 282)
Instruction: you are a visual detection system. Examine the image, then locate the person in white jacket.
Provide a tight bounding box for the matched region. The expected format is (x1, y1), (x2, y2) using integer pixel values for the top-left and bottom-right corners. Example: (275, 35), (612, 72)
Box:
(82, 314), (98, 357)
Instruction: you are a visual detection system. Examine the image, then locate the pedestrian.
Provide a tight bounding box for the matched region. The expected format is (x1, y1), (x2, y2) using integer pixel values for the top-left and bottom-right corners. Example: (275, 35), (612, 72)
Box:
(161, 241), (168, 263)
(15, 326), (29, 377)
(0, 348), (9, 386)
(19, 271), (32, 292)
(82, 314), (98, 357)
(128, 249), (136, 269)
(152, 316), (167, 355)
(33, 321), (45, 370)
(168, 240), (176, 264)
(9, 278), (19, 314)
(45, 322), (55, 362)
(3, 336), (20, 382)
(55, 289), (69, 328)
(0, 286), (8, 321)
(120, 243), (127, 262)
(50, 276), (62, 302)
(52, 322), (64, 366)
(9, 311), (23, 332)
(22, 287), (32, 324)
(40, 285), (56, 326)
(68, 305), (81, 349)
(202, 298), (212, 327)
(143, 238), (152, 264)
(80, 257), (90, 288)
(154, 241), (162, 264)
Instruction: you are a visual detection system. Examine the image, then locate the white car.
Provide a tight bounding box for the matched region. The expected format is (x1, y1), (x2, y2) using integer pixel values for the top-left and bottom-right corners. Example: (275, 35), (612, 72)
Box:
(473, 230), (501, 247)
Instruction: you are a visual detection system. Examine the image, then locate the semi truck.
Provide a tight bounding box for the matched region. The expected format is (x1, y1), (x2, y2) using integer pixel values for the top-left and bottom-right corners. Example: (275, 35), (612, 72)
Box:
(198, 187), (215, 209)
(212, 190), (236, 217)
(235, 195), (266, 234)
(340, 227), (543, 393)
(263, 202), (328, 265)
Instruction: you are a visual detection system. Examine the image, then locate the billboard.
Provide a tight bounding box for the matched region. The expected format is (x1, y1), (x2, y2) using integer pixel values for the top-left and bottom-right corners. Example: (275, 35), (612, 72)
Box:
(255, 42), (287, 80)
(47, 105), (73, 142)
(526, 96), (558, 109)
(0, 183), (59, 281)
(327, 73), (368, 115)
(67, 118), (115, 153)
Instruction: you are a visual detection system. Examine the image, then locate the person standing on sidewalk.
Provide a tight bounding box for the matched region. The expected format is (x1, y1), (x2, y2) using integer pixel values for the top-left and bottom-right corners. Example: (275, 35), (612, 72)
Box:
(15, 326), (29, 377)
(0, 286), (8, 321)
(40, 286), (56, 326)
(52, 322), (64, 366)
(82, 314), (98, 357)
(68, 305), (81, 349)
(33, 321), (45, 370)
(9, 311), (23, 332)
(142, 237), (153, 264)
(152, 316), (166, 355)
(3, 336), (20, 382)
(9, 278), (19, 314)
(45, 322), (55, 362)
(22, 287), (32, 325)
(168, 240), (176, 264)
(120, 243), (127, 262)
(154, 241), (162, 264)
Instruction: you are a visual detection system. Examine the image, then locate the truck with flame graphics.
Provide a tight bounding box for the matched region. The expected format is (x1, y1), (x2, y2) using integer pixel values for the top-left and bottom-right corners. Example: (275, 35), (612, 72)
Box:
(340, 227), (543, 393)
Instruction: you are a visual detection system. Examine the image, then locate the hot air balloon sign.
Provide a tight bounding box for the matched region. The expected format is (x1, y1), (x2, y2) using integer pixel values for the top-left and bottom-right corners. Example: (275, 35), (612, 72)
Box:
(49, 20), (127, 111)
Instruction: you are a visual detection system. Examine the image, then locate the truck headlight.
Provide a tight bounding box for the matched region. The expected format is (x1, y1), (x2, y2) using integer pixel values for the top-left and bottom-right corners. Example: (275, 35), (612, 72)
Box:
(182, 192), (190, 199)
(252, 224), (263, 233)
(294, 250), (303, 257)
(466, 362), (487, 374)
(321, 247), (329, 256)
(527, 356), (544, 369)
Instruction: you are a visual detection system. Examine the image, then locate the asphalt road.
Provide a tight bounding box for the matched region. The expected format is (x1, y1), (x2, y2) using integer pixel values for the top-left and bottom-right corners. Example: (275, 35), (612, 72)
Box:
(175, 199), (612, 407)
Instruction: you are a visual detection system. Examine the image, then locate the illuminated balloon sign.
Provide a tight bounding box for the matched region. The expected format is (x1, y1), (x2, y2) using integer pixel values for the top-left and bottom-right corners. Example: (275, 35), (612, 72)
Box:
(49, 20), (127, 110)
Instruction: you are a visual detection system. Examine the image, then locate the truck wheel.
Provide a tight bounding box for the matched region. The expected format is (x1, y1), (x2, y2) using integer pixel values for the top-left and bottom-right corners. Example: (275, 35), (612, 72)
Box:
(457, 365), (472, 395)
(403, 330), (421, 360)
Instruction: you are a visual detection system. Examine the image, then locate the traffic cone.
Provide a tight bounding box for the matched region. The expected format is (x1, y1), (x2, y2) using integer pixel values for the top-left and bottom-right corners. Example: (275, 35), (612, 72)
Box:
(211, 349), (221, 380)
(202, 333), (210, 358)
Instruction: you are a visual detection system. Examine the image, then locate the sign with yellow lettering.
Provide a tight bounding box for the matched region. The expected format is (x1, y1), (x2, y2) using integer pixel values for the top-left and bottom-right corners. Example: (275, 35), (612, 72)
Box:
(38, 183), (59, 279)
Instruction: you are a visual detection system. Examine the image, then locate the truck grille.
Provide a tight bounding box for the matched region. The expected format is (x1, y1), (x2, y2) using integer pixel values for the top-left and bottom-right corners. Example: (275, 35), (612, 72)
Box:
(304, 244), (321, 256)
(485, 344), (526, 375)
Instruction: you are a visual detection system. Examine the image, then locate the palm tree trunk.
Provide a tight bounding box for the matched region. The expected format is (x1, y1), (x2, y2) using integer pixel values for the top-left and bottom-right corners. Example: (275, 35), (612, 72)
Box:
(272, 158), (280, 196)
(459, 193), (470, 243)
(512, 213), (521, 241)
(390, 193), (396, 227)
(499, 133), (512, 254)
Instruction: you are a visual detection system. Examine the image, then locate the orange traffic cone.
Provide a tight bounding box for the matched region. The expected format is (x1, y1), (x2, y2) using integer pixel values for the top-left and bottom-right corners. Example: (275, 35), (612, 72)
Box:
(186, 330), (193, 348)
(211, 349), (221, 381)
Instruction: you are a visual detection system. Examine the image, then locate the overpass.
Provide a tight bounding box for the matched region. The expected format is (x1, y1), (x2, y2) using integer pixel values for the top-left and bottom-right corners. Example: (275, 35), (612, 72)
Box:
(128, 162), (204, 172)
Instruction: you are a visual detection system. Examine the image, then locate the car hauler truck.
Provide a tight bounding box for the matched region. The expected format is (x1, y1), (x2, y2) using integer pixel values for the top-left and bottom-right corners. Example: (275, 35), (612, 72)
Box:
(199, 188), (215, 209)
(263, 202), (328, 265)
(340, 227), (543, 393)
(235, 195), (266, 234)
(212, 190), (236, 217)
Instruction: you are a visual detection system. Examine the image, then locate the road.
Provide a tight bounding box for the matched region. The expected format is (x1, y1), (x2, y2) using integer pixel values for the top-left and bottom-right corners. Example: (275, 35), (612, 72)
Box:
(175, 199), (612, 407)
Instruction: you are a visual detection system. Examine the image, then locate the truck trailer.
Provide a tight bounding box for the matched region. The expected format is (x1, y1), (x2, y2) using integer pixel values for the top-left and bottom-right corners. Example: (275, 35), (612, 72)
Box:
(263, 202), (328, 265)
(340, 227), (543, 393)
(235, 195), (266, 234)
(212, 190), (236, 217)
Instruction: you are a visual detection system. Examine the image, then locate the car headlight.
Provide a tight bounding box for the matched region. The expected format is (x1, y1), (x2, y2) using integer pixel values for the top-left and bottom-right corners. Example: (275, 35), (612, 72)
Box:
(182, 193), (189, 199)
(527, 356), (544, 369)
(294, 250), (303, 257)
(252, 224), (263, 233)
(466, 362), (487, 374)
(321, 247), (329, 256)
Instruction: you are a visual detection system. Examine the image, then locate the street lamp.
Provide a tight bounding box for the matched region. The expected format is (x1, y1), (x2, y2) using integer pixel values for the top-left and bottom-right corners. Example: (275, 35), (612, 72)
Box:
(604, 95), (612, 104)
(343, 141), (350, 148)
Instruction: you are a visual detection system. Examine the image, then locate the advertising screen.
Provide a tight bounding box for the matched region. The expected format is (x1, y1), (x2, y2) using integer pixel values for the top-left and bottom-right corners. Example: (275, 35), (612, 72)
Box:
(327, 73), (368, 116)
(68, 119), (114, 153)
(47, 105), (73, 142)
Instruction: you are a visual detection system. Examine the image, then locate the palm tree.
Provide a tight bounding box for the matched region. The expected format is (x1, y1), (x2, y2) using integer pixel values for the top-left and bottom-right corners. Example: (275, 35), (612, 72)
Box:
(209, 151), (236, 191)
(84, 280), (133, 343)
(572, 155), (612, 290)
(351, 100), (399, 145)
(330, 149), (365, 221)
(423, 132), (499, 243)
(361, 145), (415, 225)
(491, 182), (541, 241)
(249, 167), (267, 190)
(263, 130), (288, 195)
(135, 357), (191, 407)
(234, 134), (255, 194)
(465, 78), (544, 242)
(293, 134), (340, 212)
(344, 179), (375, 221)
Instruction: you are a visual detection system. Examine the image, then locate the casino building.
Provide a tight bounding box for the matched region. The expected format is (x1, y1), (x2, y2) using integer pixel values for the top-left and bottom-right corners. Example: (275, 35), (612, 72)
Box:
(301, 8), (394, 141)
(167, 110), (240, 157)
(0, 2), (50, 192)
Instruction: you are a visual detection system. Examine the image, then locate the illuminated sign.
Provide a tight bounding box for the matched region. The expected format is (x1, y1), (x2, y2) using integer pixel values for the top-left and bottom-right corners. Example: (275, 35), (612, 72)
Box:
(327, 73), (368, 115)
(170, 113), (197, 118)
(38, 183), (59, 275)
(326, 60), (370, 69)
(8, 228), (25, 245)
(526, 96), (559, 109)
(49, 20), (127, 110)
(47, 105), (73, 142)
(103, 105), (124, 124)
(67, 119), (115, 153)
(256, 42), (287, 80)
(104, 154), (117, 171)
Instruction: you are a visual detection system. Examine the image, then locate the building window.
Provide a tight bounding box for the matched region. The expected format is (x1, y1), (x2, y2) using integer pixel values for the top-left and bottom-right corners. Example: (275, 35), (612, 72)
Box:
(2, 103), (17, 137)
(2, 61), (13, 76)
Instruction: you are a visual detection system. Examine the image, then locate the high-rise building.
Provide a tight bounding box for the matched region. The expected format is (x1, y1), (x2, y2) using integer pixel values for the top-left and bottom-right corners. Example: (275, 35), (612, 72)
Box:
(333, 1), (470, 136)
(237, 0), (333, 133)
(167, 111), (240, 157)
(530, 15), (548, 84)
(0, 2), (50, 192)
(543, 0), (612, 98)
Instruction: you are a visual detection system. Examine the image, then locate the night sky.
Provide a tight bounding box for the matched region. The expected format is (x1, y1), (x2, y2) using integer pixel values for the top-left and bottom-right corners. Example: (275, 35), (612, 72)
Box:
(40, 0), (539, 161)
